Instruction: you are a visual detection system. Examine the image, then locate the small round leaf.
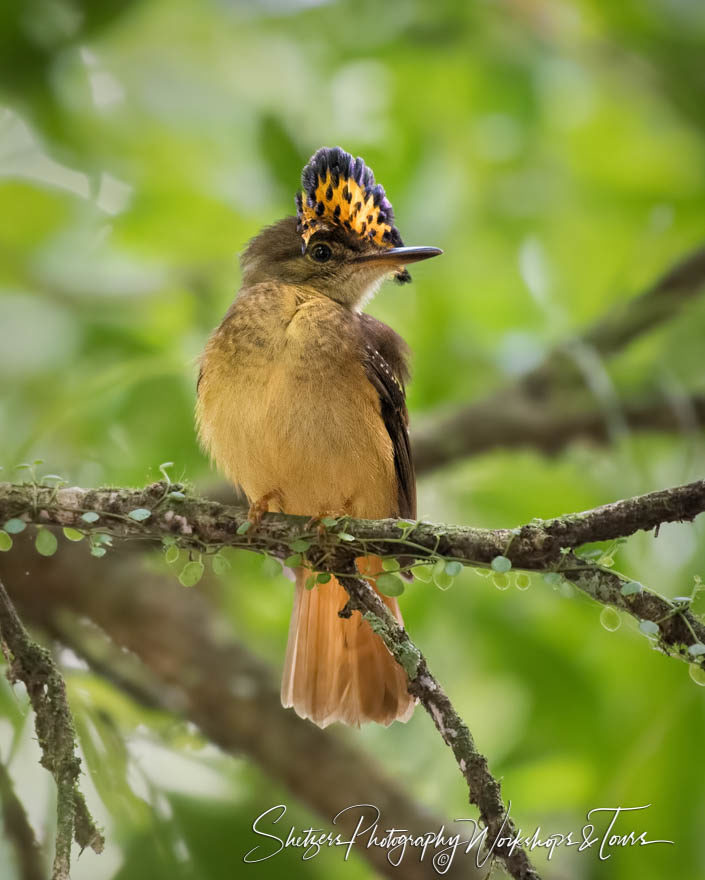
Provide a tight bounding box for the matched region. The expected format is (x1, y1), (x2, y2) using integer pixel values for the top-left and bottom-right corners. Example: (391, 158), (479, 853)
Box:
(35, 528), (58, 557)
(62, 527), (84, 542)
(491, 555), (512, 573)
(0, 531), (12, 552)
(4, 518), (26, 534)
(179, 561), (205, 587)
(261, 556), (282, 577)
(289, 538), (311, 553)
(377, 573), (405, 597)
(212, 554), (230, 575)
(284, 553), (302, 568)
(413, 565), (433, 583)
(81, 512), (100, 524)
(620, 581), (642, 596)
(128, 508), (152, 522)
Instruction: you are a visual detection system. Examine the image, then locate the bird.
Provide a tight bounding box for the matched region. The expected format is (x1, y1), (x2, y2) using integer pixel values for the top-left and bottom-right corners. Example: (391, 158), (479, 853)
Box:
(196, 146), (441, 727)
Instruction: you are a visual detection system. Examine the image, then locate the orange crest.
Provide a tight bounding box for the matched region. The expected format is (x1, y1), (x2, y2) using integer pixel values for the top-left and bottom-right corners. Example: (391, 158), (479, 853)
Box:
(296, 147), (404, 249)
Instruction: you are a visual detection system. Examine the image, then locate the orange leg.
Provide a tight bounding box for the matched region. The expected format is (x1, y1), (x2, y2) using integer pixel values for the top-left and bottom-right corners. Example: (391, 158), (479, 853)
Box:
(247, 490), (280, 527)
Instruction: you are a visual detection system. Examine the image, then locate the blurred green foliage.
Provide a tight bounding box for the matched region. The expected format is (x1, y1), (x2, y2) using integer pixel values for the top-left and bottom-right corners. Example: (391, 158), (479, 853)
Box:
(1, 0), (705, 878)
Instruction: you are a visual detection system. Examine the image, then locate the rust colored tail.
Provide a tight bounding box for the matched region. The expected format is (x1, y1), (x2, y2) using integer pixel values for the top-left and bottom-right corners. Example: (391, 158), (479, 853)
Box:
(280, 561), (416, 727)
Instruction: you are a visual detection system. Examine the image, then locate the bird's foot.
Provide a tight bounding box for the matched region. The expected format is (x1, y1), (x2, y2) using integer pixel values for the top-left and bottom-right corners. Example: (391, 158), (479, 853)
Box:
(305, 504), (351, 539)
(247, 491), (278, 528)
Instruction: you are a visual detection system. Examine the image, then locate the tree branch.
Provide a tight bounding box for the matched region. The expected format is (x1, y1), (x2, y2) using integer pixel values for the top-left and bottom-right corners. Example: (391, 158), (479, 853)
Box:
(0, 576), (104, 880)
(413, 391), (705, 471)
(413, 244), (705, 473)
(0, 478), (704, 668)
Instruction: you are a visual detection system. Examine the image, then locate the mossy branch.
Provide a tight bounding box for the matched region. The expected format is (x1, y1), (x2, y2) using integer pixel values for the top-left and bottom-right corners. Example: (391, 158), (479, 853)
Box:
(0, 478), (703, 672)
(0, 577), (104, 880)
(339, 571), (539, 879)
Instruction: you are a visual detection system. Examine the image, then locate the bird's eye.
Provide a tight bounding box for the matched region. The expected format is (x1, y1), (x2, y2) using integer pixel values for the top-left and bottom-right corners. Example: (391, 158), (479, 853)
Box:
(310, 243), (332, 263)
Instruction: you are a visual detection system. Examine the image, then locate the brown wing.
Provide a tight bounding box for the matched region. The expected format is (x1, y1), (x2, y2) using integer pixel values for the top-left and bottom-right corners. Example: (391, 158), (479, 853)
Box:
(358, 313), (416, 519)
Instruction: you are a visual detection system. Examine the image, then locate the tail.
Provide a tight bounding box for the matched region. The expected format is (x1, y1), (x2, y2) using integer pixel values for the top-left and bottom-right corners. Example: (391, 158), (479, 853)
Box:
(280, 558), (416, 727)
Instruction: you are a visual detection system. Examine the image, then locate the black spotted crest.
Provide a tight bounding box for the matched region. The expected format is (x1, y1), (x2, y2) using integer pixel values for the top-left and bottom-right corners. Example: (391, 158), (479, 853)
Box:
(296, 147), (405, 250)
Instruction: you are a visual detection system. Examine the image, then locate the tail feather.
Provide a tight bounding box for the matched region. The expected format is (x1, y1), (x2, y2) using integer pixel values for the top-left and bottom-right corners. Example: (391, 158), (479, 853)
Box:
(281, 560), (416, 727)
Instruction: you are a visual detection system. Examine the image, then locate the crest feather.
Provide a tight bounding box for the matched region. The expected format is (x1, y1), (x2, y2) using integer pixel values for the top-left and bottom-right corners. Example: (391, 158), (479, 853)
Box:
(296, 147), (404, 249)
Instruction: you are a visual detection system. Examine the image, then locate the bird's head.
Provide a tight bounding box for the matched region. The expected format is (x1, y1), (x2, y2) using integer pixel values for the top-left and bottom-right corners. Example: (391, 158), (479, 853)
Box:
(240, 146), (442, 309)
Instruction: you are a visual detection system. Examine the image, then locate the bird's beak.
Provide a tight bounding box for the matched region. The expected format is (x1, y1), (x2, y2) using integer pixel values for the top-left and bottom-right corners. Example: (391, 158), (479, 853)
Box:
(353, 246), (443, 267)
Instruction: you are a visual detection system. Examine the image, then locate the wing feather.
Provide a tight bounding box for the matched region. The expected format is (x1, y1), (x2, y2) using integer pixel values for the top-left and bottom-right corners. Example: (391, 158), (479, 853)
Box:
(358, 314), (416, 519)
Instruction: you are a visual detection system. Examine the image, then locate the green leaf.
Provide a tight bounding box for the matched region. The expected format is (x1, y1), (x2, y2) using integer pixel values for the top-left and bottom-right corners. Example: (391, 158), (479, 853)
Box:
(338, 532), (355, 542)
(445, 560), (463, 577)
(432, 559), (453, 590)
(434, 571), (454, 590)
(396, 520), (415, 530)
(41, 474), (65, 483)
(492, 573), (510, 591)
(543, 572), (563, 585)
(211, 554), (230, 575)
(376, 573), (405, 597)
(289, 538), (311, 553)
(620, 580), (642, 596)
(382, 557), (400, 572)
(81, 512), (99, 523)
(304, 575), (317, 590)
(164, 544), (180, 564)
(168, 491), (186, 500)
(261, 556), (281, 577)
(3, 518), (26, 534)
(687, 643), (705, 657)
(413, 565), (432, 583)
(320, 516), (338, 528)
(62, 527), (84, 542)
(236, 521), (252, 535)
(179, 561), (204, 587)
(639, 620), (660, 637)
(35, 528), (58, 557)
(0, 531), (12, 552)
(284, 553), (302, 567)
(316, 572), (331, 584)
(491, 555), (512, 573)
(128, 508), (151, 522)
(90, 546), (106, 558)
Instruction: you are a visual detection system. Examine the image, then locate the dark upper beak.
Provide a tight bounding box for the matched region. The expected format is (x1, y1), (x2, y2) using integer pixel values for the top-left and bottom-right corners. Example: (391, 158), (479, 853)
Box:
(353, 246), (443, 267)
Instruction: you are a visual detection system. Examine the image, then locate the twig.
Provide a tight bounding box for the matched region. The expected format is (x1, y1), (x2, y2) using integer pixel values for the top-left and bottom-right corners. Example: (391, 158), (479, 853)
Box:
(0, 577), (104, 880)
(0, 758), (44, 880)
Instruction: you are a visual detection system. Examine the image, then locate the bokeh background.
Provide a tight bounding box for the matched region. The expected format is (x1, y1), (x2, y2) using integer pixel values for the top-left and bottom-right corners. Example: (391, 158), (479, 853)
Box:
(1, 0), (705, 878)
